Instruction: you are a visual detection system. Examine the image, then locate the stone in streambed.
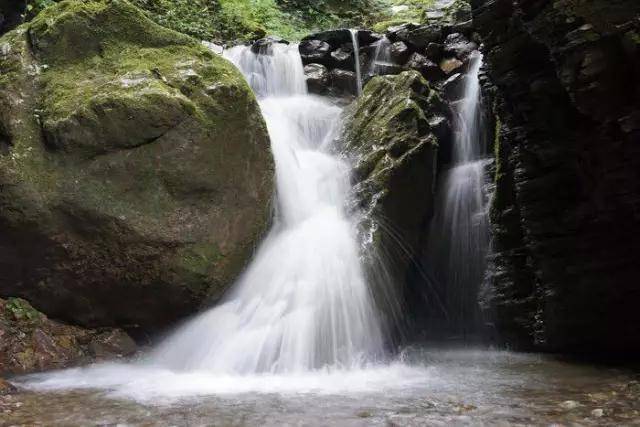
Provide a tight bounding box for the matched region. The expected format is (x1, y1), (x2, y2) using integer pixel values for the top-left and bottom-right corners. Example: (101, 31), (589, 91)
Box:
(299, 39), (332, 66)
(405, 53), (445, 82)
(304, 63), (330, 95)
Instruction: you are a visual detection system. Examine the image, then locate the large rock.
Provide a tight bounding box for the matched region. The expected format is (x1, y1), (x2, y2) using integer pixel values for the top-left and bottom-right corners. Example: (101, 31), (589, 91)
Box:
(0, 297), (136, 374)
(341, 71), (446, 305)
(299, 39), (332, 66)
(0, 0), (273, 335)
(474, 0), (640, 355)
(388, 23), (443, 50)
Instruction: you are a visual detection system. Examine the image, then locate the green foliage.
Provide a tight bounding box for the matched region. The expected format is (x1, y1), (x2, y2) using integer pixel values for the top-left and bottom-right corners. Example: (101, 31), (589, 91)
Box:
(128, 0), (222, 40)
(5, 298), (41, 322)
(25, 0), (58, 20)
(20, 0), (442, 43)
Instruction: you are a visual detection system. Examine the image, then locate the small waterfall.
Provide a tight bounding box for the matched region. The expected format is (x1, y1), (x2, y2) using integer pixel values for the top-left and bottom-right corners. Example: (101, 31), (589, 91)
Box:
(368, 36), (392, 76)
(147, 43), (385, 374)
(350, 29), (363, 95)
(425, 52), (489, 335)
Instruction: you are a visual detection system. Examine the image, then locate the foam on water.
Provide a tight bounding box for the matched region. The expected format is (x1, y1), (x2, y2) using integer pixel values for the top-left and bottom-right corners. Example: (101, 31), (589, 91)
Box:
(19, 42), (403, 398)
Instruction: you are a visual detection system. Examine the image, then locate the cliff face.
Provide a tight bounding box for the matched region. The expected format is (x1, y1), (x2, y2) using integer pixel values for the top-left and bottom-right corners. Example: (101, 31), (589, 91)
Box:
(473, 0), (640, 354)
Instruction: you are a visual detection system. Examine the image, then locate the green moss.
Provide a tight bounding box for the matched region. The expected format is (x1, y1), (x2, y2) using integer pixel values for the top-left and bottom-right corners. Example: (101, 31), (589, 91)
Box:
(5, 298), (43, 322)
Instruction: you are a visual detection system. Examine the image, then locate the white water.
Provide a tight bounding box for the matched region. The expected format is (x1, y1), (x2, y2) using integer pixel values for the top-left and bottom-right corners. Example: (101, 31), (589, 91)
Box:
(368, 36), (392, 76)
(425, 52), (489, 331)
(350, 29), (363, 95)
(18, 43), (420, 399)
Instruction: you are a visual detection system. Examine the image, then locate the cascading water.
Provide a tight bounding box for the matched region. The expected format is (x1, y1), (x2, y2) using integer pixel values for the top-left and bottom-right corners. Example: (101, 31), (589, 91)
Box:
(349, 29), (363, 95)
(368, 36), (392, 76)
(18, 41), (425, 402)
(148, 43), (384, 373)
(425, 52), (489, 334)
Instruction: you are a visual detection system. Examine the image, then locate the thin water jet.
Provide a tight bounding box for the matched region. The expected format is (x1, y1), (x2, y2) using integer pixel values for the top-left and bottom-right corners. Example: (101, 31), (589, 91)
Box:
(424, 52), (490, 335)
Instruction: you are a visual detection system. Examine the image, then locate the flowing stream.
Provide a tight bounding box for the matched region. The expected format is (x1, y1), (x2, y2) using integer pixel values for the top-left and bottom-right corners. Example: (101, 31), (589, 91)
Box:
(148, 44), (385, 374)
(425, 53), (490, 333)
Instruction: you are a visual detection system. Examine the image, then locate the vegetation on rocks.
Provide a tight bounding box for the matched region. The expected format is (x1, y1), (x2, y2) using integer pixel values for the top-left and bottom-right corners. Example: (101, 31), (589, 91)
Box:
(0, 298), (136, 374)
(0, 0), (273, 334)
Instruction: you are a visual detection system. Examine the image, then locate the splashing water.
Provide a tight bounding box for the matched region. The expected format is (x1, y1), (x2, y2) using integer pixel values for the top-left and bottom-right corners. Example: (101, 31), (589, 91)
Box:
(425, 52), (490, 333)
(17, 43), (414, 399)
(350, 30), (363, 96)
(368, 36), (392, 76)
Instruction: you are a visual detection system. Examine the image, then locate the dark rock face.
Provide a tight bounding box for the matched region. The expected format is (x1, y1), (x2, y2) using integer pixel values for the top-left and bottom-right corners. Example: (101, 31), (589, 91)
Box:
(443, 33), (477, 61)
(304, 63), (329, 95)
(299, 39), (332, 65)
(329, 69), (358, 95)
(0, 0), (274, 336)
(405, 53), (444, 82)
(473, 0), (640, 355)
(388, 23), (443, 49)
(0, 297), (136, 375)
(341, 71), (448, 325)
(390, 41), (410, 63)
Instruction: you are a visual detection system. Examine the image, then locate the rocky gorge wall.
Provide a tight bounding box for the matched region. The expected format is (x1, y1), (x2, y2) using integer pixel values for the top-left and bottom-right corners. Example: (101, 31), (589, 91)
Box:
(473, 0), (640, 355)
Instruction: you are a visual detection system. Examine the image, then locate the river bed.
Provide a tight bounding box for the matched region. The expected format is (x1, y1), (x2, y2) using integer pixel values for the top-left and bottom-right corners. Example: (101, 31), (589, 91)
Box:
(2, 348), (639, 426)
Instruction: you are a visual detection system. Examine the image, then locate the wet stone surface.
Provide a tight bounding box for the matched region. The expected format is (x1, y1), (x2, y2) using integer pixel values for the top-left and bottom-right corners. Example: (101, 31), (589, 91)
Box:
(2, 349), (639, 426)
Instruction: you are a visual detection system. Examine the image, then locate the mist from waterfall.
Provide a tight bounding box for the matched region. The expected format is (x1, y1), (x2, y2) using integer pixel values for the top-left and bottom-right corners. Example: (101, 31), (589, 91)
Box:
(425, 52), (490, 334)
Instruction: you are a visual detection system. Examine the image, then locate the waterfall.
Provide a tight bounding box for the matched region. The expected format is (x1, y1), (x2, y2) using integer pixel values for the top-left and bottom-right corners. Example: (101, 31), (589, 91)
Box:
(349, 29), (363, 95)
(425, 52), (489, 334)
(368, 36), (392, 76)
(147, 43), (385, 374)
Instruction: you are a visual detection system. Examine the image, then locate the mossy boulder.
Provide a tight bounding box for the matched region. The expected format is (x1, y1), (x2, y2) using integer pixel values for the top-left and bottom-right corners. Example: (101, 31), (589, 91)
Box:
(341, 70), (446, 293)
(0, 0), (273, 335)
(0, 297), (136, 374)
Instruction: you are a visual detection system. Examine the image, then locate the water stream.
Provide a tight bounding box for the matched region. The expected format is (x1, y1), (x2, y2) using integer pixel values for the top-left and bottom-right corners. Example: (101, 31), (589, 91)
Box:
(424, 53), (490, 333)
(6, 44), (638, 427)
(350, 29), (363, 95)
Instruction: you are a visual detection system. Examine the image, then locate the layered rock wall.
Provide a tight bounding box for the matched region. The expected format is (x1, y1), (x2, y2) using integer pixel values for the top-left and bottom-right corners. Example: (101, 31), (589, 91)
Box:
(474, 0), (640, 354)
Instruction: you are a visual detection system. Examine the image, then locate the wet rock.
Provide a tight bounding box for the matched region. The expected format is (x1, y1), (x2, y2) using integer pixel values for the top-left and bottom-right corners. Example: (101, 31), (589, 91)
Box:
(390, 41), (411, 63)
(405, 53), (445, 82)
(475, 0), (640, 355)
(329, 69), (358, 95)
(331, 47), (355, 69)
(440, 57), (464, 75)
(426, 42), (443, 62)
(304, 63), (329, 95)
(358, 30), (382, 45)
(559, 400), (580, 410)
(88, 330), (137, 359)
(341, 71), (446, 311)
(591, 408), (604, 418)
(388, 23), (443, 50)
(0, 378), (16, 395)
(299, 39), (332, 65)
(302, 29), (351, 49)
(0, 297), (136, 374)
(250, 36), (289, 54)
(441, 73), (467, 101)
(443, 33), (477, 61)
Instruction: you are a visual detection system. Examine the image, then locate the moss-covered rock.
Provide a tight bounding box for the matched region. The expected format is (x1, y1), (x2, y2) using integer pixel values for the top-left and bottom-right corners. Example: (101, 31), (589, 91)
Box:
(0, 297), (136, 375)
(0, 0), (273, 335)
(341, 71), (446, 311)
